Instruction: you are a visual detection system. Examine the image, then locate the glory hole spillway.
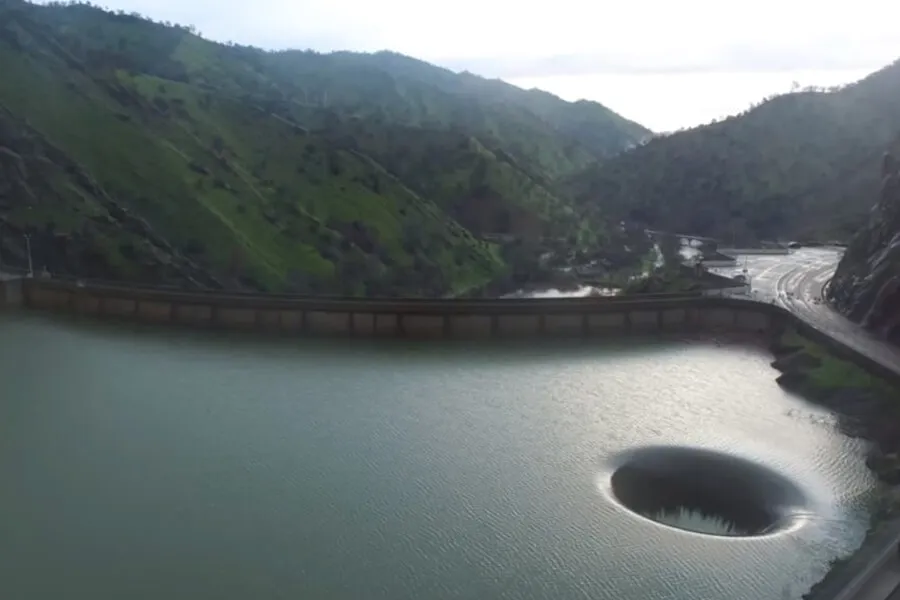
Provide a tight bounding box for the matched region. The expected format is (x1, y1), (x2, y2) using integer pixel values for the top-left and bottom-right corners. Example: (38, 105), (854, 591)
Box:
(0, 312), (878, 600)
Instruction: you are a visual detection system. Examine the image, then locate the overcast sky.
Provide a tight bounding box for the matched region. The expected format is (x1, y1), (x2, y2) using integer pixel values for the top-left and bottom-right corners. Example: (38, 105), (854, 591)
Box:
(58, 0), (900, 131)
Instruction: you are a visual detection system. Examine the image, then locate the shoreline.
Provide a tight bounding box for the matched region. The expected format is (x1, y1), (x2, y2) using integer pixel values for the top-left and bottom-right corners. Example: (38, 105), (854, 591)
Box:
(768, 327), (900, 599)
(770, 329), (900, 487)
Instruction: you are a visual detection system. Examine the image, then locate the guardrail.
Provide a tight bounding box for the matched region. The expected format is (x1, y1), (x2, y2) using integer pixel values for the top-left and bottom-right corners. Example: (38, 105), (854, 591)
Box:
(804, 518), (900, 600)
(26, 278), (712, 315)
(0, 266), (29, 277)
(718, 248), (792, 256)
(15, 277), (778, 340)
(701, 260), (739, 268)
(831, 530), (900, 600)
(27, 276), (707, 306)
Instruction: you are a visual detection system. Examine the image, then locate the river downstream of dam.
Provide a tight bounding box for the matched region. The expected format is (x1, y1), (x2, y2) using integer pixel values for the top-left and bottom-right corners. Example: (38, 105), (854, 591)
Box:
(0, 312), (879, 600)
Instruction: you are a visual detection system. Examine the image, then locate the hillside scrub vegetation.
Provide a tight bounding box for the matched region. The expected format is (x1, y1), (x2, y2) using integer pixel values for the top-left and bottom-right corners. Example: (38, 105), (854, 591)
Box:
(0, 0), (649, 296)
(563, 62), (900, 244)
(5, 0), (900, 297)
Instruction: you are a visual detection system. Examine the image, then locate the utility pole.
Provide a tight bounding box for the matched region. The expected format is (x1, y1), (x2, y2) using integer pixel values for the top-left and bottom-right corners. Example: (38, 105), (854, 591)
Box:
(24, 233), (33, 278)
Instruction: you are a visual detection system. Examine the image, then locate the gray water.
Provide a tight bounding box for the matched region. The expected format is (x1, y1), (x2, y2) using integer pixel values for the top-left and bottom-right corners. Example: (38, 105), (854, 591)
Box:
(0, 313), (878, 600)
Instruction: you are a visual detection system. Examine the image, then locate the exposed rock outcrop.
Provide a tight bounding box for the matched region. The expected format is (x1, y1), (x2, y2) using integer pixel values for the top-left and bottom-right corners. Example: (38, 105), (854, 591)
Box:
(866, 449), (900, 486)
(828, 153), (900, 345)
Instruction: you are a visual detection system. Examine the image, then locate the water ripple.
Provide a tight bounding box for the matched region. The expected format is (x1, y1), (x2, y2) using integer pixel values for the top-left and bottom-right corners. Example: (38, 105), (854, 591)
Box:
(0, 315), (877, 600)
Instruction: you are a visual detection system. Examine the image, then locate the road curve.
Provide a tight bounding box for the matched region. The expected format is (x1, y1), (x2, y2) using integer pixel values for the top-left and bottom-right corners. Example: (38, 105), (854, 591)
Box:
(712, 249), (900, 375)
(888, 573), (900, 600)
(774, 254), (900, 376)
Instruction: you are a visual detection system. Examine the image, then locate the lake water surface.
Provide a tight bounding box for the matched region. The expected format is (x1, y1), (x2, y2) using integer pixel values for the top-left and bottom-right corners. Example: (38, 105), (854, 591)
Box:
(0, 313), (877, 600)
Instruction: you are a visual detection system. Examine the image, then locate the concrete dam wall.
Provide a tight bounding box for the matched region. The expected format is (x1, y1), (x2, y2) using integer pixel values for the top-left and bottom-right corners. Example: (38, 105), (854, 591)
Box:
(17, 278), (775, 338)
(7, 276), (899, 388)
(0, 278), (23, 309)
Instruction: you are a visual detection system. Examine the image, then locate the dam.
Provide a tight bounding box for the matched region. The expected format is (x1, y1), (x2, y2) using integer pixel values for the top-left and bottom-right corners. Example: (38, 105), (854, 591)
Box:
(3, 276), (777, 337)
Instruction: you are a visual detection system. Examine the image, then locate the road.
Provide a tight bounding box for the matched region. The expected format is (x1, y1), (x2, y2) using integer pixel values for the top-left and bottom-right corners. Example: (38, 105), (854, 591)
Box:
(709, 248), (900, 375)
(712, 248), (900, 600)
(845, 553), (900, 600)
(888, 573), (900, 600)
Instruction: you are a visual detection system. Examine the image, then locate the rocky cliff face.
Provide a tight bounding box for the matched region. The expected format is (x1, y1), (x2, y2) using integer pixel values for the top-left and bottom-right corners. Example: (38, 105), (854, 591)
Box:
(828, 153), (900, 344)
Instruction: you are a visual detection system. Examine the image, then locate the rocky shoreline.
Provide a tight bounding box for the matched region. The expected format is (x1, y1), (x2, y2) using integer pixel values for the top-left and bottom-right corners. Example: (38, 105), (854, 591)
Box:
(769, 330), (900, 498)
(769, 328), (900, 599)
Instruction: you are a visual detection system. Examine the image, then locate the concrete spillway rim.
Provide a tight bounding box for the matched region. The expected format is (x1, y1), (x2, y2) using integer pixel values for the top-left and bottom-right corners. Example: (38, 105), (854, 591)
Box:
(597, 445), (811, 539)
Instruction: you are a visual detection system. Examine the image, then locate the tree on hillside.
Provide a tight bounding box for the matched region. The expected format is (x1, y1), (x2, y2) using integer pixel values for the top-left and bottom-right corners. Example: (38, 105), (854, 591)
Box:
(227, 246), (245, 282)
(0, 0), (652, 295)
(658, 232), (681, 272)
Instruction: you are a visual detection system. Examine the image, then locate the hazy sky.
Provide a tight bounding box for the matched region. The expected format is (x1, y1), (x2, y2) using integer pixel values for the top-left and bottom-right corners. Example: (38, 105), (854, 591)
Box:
(59, 0), (900, 131)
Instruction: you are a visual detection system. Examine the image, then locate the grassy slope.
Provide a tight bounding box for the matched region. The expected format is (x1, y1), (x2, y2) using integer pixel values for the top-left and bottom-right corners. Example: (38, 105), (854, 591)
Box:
(0, 1), (650, 295)
(780, 329), (898, 395)
(0, 3), (497, 294)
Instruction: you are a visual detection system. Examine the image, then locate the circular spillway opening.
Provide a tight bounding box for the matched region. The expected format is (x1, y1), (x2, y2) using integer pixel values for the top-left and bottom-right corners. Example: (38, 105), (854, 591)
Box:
(606, 446), (808, 538)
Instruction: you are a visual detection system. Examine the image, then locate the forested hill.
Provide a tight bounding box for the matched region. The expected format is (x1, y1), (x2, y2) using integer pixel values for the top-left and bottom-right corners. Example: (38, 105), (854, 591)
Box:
(564, 60), (900, 244)
(0, 0), (649, 295)
(264, 50), (651, 177)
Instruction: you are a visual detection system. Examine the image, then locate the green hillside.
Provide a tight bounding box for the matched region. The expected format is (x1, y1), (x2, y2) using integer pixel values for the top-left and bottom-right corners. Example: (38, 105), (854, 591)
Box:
(564, 61), (900, 244)
(0, 0), (650, 295)
(263, 50), (649, 179)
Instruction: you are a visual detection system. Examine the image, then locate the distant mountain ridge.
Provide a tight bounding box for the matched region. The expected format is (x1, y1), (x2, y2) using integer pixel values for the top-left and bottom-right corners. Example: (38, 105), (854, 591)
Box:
(264, 49), (650, 177)
(563, 58), (900, 244)
(8, 0), (898, 298)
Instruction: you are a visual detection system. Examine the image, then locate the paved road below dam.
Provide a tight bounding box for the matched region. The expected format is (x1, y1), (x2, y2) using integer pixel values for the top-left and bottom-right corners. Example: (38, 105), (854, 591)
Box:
(710, 248), (900, 376)
(859, 558), (900, 600)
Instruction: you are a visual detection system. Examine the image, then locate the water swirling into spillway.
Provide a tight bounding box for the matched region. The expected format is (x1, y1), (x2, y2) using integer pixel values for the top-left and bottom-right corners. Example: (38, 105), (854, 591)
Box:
(602, 445), (811, 538)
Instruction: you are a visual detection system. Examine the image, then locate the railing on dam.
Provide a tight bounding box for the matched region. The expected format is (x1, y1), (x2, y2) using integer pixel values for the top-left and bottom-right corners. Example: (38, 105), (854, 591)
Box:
(717, 248), (791, 256)
(8, 276), (899, 387)
(20, 276), (712, 311)
(11, 275), (775, 339)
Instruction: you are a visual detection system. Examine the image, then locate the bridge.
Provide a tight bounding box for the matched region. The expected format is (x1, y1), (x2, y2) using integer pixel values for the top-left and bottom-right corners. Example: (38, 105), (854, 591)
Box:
(482, 229), (722, 248)
(480, 233), (567, 244)
(718, 247), (791, 256)
(644, 229), (719, 245)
